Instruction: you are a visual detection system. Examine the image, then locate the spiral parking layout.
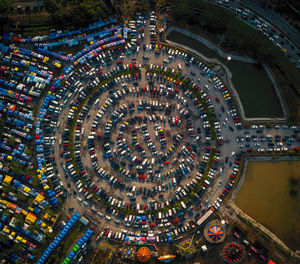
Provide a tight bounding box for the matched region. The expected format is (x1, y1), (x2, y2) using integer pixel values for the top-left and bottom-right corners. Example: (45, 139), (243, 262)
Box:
(1, 10), (300, 263)
(65, 61), (218, 216)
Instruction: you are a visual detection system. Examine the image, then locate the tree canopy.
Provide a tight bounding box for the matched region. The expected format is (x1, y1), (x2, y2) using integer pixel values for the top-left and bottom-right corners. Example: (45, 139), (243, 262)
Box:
(43, 0), (110, 28)
(0, 0), (13, 15)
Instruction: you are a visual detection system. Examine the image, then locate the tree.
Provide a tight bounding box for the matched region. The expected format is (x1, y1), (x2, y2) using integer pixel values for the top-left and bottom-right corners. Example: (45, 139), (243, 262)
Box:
(0, 0), (13, 15)
(16, 192), (27, 202)
(14, 215), (25, 227)
(12, 243), (24, 252)
(44, 0), (60, 14)
(79, 0), (107, 22)
(2, 184), (14, 194)
(0, 234), (9, 244)
(172, 2), (191, 21)
(32, 174), (39, 188)
(28, 197), (34, 207)
(8, 136), (16, 146)
(47, 254), (60, 263)
(26, 147), (33, 156)
(9, 160), (24, 175)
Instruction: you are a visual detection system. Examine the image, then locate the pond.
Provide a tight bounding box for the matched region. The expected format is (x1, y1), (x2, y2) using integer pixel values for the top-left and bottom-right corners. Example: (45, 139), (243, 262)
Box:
(235, 160), (300, 251)
(166, 31), (283, 118)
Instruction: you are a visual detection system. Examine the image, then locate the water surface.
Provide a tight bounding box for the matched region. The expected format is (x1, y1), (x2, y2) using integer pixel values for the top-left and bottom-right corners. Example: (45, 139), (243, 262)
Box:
(236, 160), (300, 251)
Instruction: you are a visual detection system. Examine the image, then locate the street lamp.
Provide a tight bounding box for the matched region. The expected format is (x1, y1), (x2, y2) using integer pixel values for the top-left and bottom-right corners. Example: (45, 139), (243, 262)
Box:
(223, 56), (231, 71)
(224, 56), (232, 86)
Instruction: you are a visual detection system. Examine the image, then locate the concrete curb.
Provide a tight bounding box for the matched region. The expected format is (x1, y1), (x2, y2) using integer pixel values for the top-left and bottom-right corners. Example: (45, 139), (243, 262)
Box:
(166, 26), (288, 122)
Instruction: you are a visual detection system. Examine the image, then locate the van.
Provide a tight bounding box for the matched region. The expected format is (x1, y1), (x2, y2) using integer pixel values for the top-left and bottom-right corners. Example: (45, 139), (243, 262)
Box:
(173, 178), (177, 186)
(158, 212), (162, 219)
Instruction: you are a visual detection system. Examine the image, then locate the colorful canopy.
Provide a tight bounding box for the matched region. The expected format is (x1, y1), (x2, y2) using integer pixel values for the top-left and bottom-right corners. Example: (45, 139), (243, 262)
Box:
(267, 261), (277, 264)
(137, 247), (151, 262)
(207, 225), (224, 241)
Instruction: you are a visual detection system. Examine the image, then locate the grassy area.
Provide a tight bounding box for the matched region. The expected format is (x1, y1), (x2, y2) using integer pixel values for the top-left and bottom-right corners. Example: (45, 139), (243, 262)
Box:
(11, 14), (53, 35)
(92, 244), (114, 264)
(45, 222), (85, 263)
